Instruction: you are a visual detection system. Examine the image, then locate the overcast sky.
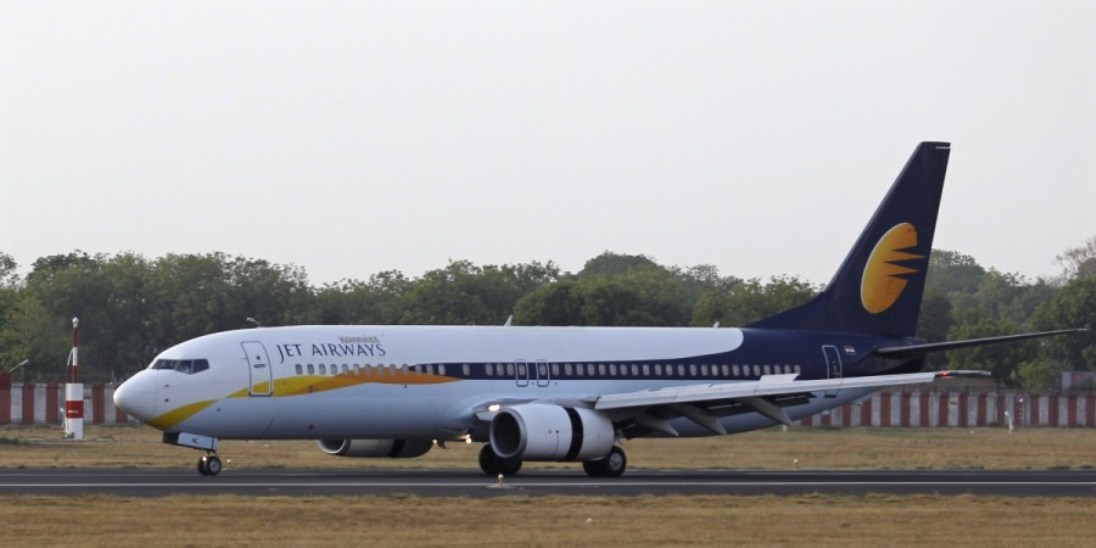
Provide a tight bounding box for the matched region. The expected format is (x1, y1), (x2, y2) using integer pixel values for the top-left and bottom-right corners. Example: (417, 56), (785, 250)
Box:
(2, 1), (1093, 287)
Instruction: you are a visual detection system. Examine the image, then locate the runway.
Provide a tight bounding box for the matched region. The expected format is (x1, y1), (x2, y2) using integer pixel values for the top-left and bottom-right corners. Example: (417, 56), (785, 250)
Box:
(2, 468), (1096, 497)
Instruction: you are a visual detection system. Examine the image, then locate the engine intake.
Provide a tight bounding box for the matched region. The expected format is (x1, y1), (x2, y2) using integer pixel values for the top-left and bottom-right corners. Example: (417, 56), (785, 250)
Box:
(490, 403), (614, 461)
(317, 438), (432, 459)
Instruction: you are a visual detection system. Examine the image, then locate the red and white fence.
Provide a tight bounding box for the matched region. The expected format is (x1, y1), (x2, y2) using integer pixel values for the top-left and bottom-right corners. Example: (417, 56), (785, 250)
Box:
(0, 375), (133, 425)
(0, 371), (1093, 428)
(799, 391), (1096, 428)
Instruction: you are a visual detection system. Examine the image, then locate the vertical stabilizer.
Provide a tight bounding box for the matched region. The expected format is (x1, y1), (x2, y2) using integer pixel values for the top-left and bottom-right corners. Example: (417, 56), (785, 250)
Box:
(750, 142), (951, 337)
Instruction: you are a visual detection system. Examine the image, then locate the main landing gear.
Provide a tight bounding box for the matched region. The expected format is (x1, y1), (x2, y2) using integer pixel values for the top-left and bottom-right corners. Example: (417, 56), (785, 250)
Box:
(477, 444), (628, 477)
(582, 446), (627, 477)
(197, 453), (222, 476)
(478, 444), (522, 476)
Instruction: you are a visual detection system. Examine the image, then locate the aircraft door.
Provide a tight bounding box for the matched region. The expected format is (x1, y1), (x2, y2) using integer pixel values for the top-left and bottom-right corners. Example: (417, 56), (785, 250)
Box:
(535, 359), (550, 387)
(515, 360), (530, 387)
(242, 341), (273, 396)
(821, 345), (842, 398)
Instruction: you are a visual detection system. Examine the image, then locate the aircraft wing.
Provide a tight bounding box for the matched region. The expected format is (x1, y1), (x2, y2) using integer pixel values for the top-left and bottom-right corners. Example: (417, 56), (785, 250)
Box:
(592, 370), (987, 435)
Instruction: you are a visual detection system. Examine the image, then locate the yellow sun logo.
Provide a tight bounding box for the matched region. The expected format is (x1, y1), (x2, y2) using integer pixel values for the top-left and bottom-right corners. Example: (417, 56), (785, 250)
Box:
(860, 223), (923, 314)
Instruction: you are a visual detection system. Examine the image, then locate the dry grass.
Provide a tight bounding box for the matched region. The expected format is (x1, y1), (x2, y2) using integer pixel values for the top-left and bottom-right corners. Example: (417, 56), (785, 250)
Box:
(4, 426), (1096, 546)
(1, 493), (1095, 546)
(1, 424), (1094, 472)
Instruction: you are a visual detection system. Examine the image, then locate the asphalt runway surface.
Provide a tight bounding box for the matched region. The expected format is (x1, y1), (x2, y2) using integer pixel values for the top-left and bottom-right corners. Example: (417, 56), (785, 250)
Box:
(2, 468), (1096, 497)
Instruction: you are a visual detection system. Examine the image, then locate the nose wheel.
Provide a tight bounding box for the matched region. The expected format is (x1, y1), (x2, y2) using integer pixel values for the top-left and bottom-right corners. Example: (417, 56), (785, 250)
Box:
(198, 454), (222, 476)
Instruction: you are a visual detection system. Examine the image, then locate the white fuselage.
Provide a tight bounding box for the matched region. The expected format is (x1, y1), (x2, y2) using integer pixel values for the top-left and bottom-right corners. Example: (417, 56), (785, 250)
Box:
(115, 325), (872, 441)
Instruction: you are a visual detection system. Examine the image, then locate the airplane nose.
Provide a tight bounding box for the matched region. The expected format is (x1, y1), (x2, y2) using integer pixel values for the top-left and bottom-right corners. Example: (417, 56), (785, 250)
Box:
(113, 372), (158, 422)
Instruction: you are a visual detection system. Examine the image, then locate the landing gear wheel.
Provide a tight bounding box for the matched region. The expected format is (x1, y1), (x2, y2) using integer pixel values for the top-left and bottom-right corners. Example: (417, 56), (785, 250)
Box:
(583, 446), (627, 477)
(478, 444), (522, 477)
(198, 455), (222, 476)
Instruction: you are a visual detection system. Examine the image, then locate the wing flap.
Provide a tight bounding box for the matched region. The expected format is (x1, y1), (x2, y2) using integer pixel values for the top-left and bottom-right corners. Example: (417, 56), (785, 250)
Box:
(594, 370), (985, 411)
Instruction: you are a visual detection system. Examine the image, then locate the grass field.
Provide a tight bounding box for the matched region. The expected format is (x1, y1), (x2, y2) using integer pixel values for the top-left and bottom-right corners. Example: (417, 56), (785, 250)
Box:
(1, 424), (1095, 472)
(3, 425), (1096, 546)
(2, 493), (1095, 546)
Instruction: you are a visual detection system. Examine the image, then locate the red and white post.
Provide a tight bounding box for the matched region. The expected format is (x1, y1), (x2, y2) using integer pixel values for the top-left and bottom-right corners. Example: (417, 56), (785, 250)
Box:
(64, 317), (84, 440)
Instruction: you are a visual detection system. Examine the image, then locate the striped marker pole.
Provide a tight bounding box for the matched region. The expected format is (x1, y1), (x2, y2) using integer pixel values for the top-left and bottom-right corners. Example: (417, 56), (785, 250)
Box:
(64, 317), (84, 440)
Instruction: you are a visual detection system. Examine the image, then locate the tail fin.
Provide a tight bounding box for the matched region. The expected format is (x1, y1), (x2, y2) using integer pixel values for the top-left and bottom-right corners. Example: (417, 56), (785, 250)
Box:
(750, 142), (951, 337)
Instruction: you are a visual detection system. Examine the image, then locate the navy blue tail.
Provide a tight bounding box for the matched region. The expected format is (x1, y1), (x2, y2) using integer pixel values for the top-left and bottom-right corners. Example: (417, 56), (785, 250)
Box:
(750, 142), (951, 338)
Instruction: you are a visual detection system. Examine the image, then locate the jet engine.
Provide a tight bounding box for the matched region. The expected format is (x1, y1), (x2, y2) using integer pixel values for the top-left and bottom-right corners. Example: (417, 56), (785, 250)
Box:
(317, 438), (433, 458)
(489, 403), (615, 461)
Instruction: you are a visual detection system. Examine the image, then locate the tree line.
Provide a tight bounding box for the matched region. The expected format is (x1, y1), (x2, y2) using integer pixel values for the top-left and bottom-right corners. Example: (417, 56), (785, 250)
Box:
(0, 237), (1092, 391)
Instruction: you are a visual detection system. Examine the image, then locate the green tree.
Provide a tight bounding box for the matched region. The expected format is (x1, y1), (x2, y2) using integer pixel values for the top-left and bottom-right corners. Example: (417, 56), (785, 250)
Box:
(692, 276), (816, 327)
(578, 252), (658, 278)
(0, 295), (68, 381)
(948, 318), (1040, 386)
(1056, 235), (1096, 281)
(1032, 277), (1096, 370)
(925, 250), (986, 296)
(395, 260), (558, 325)
(513, 281), (579, 326)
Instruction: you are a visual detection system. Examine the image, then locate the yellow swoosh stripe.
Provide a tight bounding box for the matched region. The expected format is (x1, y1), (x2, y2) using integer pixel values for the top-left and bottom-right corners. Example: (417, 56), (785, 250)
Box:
(147, 399), (216, 430)
(153, 371), (463, 429)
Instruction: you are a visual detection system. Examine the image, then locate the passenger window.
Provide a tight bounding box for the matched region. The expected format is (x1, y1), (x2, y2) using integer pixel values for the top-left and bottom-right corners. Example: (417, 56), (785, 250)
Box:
(677, 365), (685, 376)
(307, 364), (315, 374)
(608, 364), (617, 376)
(551, 364), (560, 377)
(763, 365), (771, 375)
(462, 364), (470, 376)
(654, 364), (662, 376)
(295, 364), (303, 375)
(565, 364), (573, 376)
(485, 363), (494, 376)
(598, 364), (606, 376)
(438, 364), (446, 376)
(794, 364), (801, 374)
(733, 365), (740, 376)
(342, 364), (349, 374)
(577, 364), (585, 377)
(642, 364), (650, 376)
(689, 365), (697, 377)
(318, 364), (327, 375)
(753, 365), (761, 377)
(701, 365), (709, 376)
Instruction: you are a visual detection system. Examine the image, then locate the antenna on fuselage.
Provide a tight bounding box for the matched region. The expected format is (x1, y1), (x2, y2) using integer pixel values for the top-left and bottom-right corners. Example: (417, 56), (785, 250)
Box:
(245, 317), (261, 328)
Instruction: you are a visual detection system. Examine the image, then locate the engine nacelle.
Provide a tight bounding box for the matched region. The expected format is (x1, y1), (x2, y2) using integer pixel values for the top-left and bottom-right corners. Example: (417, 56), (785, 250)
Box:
(490, 403), (615, 461)
(317, 438), (433, 459)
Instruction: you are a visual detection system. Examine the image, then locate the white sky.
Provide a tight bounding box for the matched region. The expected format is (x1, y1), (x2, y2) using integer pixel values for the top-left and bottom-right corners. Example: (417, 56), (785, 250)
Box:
(2, 1), (1093, 286)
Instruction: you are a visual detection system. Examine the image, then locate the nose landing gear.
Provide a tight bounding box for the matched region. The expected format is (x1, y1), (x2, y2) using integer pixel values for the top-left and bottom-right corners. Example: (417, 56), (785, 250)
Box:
(163, 432), (223, 476)
(198, 453), (223, 476)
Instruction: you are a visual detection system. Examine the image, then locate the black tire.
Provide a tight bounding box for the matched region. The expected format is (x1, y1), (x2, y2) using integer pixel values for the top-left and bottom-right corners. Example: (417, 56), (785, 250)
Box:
(583, 446), (627, 477)
(479, 444), (522, 477)
(479, 444), (503, 476)
(205, 455), (223, 476)
(197, 457), (209, 476)
(500, 457), (522, 476)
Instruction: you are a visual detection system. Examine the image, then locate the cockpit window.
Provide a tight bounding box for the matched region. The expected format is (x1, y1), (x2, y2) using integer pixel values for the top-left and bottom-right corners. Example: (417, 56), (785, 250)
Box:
(150, 358), (210, 374)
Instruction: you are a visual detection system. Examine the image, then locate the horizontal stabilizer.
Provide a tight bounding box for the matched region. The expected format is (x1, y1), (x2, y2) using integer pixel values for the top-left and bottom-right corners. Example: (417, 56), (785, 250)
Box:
(874, 329), (1088, 360)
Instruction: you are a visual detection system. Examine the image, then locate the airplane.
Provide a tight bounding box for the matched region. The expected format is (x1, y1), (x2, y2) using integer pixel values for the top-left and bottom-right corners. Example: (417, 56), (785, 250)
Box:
(113, 142), (1083, 477)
